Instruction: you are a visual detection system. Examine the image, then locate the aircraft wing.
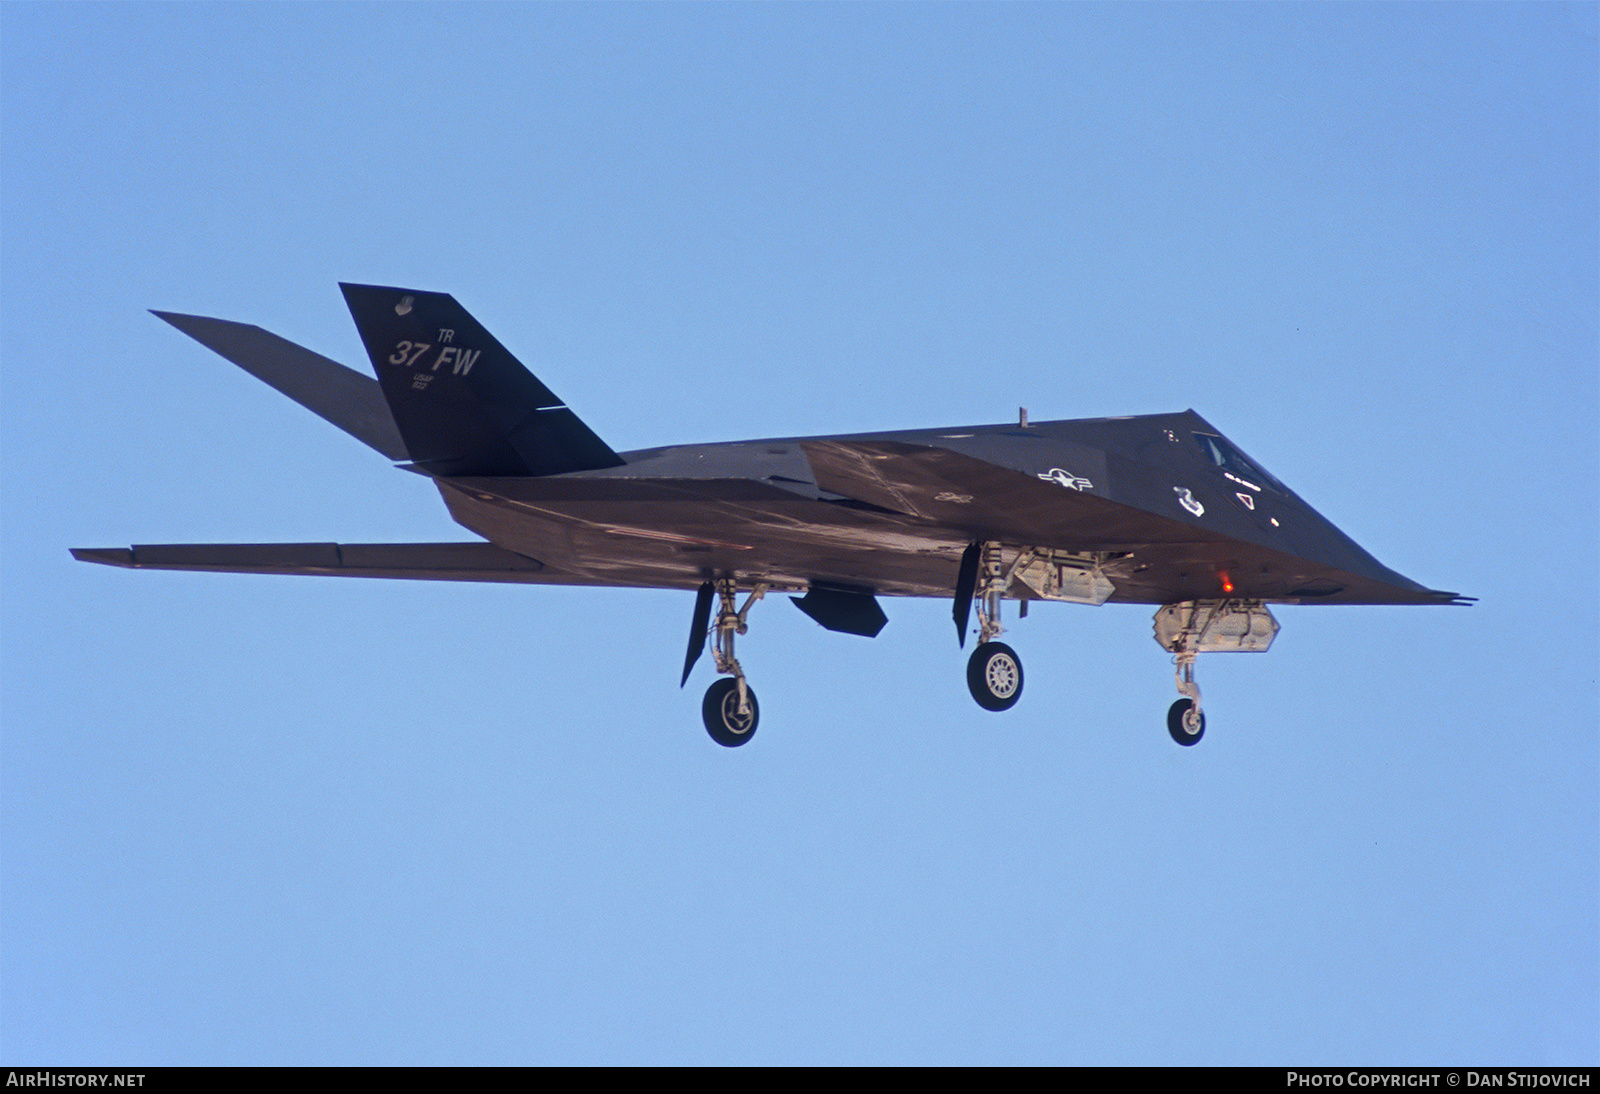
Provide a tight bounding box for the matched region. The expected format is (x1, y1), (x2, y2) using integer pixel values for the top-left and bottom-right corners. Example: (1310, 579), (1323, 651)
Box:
(69, 542), (654, 588)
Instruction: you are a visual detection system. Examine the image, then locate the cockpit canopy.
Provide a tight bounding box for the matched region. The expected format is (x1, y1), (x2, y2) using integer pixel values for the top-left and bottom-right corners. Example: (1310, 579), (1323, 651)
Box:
(1192, 431), (1282, 493)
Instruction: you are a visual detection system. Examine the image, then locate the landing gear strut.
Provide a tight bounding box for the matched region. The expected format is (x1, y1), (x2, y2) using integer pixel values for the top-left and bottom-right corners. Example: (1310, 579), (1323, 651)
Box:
(962, 541), (1025, 711)
(700, 577), (766, 747)
(1167, 647), (1205, 745)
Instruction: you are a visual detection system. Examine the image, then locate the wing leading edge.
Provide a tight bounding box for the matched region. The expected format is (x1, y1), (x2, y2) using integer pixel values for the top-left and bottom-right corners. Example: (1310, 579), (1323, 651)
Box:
(70, 542), (634, 587)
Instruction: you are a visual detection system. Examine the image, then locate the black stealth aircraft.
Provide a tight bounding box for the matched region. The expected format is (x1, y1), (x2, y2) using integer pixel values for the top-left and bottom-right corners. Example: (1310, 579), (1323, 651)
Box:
(74, 284), (1469, 747)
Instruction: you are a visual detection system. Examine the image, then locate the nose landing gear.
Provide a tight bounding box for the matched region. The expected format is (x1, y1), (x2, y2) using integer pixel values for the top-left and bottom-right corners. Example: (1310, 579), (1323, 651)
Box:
(1153, 600), (1279, 746)
(1167, 649), (1205, 745)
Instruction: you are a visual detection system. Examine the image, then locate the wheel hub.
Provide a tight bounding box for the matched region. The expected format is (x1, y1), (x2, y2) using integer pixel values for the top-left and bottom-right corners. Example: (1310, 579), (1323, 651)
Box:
(985, 656), (1019, 698)
(720, 692), (755, 734)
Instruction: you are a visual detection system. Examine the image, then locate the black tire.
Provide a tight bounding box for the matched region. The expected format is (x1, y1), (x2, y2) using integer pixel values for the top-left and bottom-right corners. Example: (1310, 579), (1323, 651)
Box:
(966, 642), (1023, 712)
(702, 678), (759, 747)
(1167, 698), (1205, 746)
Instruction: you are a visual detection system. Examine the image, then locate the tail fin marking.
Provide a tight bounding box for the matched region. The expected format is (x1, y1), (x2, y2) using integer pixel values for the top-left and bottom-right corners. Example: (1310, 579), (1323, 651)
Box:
(339, 283), (623, 477)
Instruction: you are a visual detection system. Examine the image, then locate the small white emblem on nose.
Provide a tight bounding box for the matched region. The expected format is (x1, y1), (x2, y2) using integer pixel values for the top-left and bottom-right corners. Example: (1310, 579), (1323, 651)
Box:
(1174, 486), (1204, 516)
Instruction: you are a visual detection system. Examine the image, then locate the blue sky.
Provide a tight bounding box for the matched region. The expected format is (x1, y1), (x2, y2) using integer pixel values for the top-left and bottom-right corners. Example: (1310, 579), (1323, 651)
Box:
(3, 2), (1595, 1064)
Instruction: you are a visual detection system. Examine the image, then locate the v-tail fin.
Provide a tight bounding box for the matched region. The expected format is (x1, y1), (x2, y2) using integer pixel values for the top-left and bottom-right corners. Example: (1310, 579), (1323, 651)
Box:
(339, 283), (623, 477)
(153, 311), (409, 461)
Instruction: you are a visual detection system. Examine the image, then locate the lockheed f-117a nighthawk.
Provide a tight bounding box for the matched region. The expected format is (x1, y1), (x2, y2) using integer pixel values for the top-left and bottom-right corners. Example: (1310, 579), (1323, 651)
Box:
(73, 284), (1470, 747)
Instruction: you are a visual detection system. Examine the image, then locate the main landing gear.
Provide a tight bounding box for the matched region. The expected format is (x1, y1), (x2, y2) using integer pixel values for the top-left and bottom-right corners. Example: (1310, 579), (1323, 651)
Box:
(960, 541), (1025, 711)
(685, 578), (767, 747)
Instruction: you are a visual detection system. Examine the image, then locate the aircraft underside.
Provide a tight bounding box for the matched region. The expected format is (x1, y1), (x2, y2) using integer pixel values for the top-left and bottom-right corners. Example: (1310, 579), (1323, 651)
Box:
(438, 477), (1308, 747)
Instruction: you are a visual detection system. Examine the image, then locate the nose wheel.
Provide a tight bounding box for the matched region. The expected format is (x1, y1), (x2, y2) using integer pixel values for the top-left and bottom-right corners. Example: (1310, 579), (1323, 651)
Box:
(1167, 697), (1205, 745)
